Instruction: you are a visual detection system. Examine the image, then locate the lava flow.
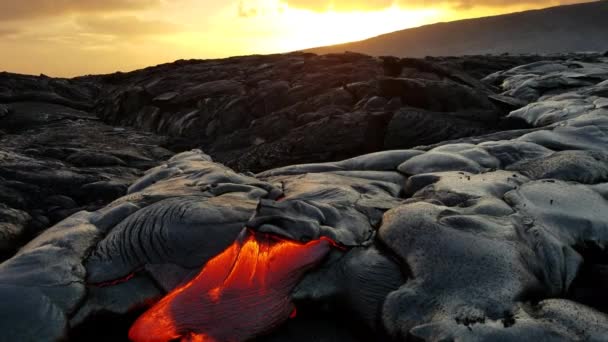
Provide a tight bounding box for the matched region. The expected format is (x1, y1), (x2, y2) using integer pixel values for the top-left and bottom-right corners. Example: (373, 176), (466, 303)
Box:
(129, 229), (338, 342)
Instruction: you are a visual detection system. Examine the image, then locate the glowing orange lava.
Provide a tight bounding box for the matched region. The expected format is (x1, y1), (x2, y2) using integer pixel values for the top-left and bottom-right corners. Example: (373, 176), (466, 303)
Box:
(129, 229), (337, 342)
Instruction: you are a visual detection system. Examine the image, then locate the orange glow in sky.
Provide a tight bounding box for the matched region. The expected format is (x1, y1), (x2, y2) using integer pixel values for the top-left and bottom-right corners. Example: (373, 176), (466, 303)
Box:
(0, 0), (588, 76)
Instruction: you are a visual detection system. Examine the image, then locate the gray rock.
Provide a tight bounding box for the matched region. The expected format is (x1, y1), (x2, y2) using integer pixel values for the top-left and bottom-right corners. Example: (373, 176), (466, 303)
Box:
(398, 151), (483, 175)
(509, 150), (608, 183)
(0, 204), (31, 257)
(86, 195), (258, 284)
(378, 77), (495, 112)
(379, 202), (545, 340)
(384, 108), (493, 150)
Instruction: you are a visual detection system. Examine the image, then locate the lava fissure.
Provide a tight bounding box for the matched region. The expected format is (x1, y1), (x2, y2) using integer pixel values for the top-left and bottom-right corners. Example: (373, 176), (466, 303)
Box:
(89, 267), (144, 288)
(129, 228), (340, 342)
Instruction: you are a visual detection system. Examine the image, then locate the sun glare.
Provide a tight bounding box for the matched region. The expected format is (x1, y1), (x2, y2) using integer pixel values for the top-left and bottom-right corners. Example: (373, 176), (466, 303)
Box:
(273, 6), (441, 52)
(201, 2), (443, 57)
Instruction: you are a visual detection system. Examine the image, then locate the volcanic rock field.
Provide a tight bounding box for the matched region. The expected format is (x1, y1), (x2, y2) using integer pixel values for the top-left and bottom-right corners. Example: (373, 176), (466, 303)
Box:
(1, 51), (608, 341)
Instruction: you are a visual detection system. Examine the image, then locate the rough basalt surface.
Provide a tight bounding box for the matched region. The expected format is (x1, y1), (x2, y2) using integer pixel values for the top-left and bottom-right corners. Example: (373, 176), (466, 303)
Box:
(81, 52), (532, 172)
(0, 95), (173, 259)
(1, 53), (608, 341)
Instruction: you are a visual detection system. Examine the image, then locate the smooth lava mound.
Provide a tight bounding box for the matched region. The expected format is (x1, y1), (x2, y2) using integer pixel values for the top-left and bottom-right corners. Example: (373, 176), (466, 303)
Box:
(129, 229), (338, 342)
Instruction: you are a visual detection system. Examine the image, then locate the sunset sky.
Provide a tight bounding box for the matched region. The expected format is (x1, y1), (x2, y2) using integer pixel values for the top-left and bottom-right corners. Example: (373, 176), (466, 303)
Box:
(0, 0), (589, 77)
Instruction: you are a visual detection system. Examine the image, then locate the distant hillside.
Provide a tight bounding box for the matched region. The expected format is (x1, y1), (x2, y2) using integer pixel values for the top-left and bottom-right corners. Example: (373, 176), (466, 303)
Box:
(308, 1), (608, 57)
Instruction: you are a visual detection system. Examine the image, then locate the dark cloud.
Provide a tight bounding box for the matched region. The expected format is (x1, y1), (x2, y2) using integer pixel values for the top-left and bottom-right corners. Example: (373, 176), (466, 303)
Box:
(281, 0), (588, 11)
(0, 0), (161, 21)
(76, 16), (181, 37)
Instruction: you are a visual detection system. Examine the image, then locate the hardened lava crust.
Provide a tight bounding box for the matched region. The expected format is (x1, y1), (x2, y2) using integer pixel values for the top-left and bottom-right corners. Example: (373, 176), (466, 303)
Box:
(1, 52), (608, 341)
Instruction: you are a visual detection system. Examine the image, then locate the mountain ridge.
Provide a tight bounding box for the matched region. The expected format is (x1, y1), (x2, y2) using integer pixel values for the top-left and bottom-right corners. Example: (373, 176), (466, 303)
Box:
(307, 1), (608, 57)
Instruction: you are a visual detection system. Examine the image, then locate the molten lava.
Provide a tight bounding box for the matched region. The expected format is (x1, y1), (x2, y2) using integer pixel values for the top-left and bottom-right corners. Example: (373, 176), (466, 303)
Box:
(129, 229), (337, 342)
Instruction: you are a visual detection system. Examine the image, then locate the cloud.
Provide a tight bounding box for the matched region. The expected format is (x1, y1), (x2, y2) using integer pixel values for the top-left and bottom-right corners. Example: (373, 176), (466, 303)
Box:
(0, 0), (161, 21)
(0, 27), (19, 37)
(76, 16), (182, 37)
(280, 0), (587, 11)
(284, 0), (392, 11)
(238, 0), (288, 17)
(239, 0), (259, 17)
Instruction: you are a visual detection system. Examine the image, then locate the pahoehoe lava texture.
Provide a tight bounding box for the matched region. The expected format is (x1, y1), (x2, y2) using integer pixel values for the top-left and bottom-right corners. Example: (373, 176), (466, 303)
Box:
(1, 52), (608, 341)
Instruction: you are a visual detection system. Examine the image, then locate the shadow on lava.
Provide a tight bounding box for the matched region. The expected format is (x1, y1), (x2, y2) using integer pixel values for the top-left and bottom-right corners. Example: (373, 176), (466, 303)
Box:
(254, 299), (384, 342)
(568, 241), (608, 313)
(70, 298), (383, 341)
(69, 308), (147, 342)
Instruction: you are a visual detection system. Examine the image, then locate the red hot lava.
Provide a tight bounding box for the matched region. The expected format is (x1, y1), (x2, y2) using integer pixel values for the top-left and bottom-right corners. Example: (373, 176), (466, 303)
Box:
(129, 229), (338, 342)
